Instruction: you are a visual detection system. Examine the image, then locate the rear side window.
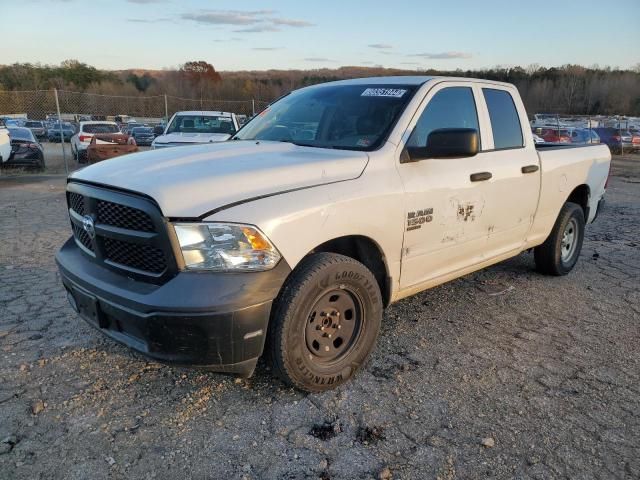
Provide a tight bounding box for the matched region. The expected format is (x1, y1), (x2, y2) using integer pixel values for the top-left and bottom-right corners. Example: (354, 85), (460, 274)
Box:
(483, 88), (523, 149)
(83, 124), (119, 134)
(407, 87), (479, 148)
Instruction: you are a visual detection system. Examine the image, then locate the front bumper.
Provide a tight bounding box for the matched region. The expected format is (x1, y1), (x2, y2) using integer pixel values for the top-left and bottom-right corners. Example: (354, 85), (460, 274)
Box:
(56, 237), (291, 376)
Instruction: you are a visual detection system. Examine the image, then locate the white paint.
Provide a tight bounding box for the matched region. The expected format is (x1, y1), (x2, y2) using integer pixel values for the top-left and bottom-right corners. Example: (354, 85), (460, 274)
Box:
(70, 76), (612, 304)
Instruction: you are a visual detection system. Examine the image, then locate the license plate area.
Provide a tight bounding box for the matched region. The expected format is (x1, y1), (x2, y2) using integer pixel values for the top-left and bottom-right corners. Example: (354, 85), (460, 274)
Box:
(70, 287), (108, 329)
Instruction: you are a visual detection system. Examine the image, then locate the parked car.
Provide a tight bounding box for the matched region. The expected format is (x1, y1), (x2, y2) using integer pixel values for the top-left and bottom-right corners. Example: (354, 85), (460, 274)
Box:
(0, 123), (10, 164)
(4, 118), (23, 128)
(71, 121), (121, 162)
(5, 127), (45, 169)
(569, 128), (600, 144)
(56, 76), (611, 392)
(48, 122), (75, 142)
(592, 127), (636, 153)
(121, 122), (144, 135)
(151, 111), (239, 149)
(532, 132), (545, 144)
(23, 120), (47, 140)
(129, 126), (155, 146)
(536, 127), (572, 143)
(153, 124), (166, 137)
(86, 133), (138, 164)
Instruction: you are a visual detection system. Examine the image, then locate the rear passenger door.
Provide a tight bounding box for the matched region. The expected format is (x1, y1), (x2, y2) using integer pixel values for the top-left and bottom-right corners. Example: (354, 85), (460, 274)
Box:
(475, 86), (540, 257)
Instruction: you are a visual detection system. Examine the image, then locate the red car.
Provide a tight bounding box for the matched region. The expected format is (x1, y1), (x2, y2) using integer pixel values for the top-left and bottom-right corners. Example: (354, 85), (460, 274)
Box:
(538, 128), (572, 143)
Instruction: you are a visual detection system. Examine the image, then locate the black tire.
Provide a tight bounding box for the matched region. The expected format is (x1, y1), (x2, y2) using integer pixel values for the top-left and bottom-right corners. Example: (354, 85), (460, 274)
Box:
(268, 253), (383, 392)
(534, 202), (585, 276)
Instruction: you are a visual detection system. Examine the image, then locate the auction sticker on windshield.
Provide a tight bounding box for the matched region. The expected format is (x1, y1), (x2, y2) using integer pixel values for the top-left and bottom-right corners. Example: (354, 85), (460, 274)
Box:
(361, 88), (407, 98)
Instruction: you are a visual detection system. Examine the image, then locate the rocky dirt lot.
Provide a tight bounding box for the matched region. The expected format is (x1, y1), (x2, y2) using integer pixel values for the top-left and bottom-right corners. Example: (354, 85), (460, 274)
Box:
(0, 156), (638, 480)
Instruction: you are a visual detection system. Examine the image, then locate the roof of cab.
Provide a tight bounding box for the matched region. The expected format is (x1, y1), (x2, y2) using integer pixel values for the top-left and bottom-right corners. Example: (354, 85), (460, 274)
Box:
(321, 76), (435, 86)
(174, 111), (233, 116)
(306, 75), (515, 89)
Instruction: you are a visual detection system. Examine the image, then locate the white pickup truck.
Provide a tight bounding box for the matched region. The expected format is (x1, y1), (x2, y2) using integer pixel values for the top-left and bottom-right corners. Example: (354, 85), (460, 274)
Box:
(56, 76), (610, 392)
(151, 111), (240, 149)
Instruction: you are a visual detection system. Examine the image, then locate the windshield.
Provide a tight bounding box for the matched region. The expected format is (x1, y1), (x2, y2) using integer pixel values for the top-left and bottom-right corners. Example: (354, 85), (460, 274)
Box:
(234, 84), (417, 150)
(132, 127), (153, 134)
(167, 115), (236, 135)
(83, 124), (119, 134)
(25, 121), (42, 128)
(8, 127), (36, 142)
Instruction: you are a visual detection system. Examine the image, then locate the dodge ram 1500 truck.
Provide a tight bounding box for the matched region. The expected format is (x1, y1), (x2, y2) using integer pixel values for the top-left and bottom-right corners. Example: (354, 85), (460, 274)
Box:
(56, 76), (611, 392)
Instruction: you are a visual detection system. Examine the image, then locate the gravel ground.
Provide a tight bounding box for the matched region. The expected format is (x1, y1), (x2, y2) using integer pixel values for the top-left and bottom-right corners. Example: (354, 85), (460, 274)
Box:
(0, 155), (638, 480)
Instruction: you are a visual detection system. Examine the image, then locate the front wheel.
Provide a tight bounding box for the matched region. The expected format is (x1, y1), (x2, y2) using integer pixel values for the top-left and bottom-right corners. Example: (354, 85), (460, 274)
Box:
(268, 253), (383, 392)
(534, 202), (585, 275)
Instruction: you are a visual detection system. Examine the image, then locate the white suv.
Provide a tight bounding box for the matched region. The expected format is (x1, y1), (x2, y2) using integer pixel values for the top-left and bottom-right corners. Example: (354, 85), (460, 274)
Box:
(71, 121), (121, 162)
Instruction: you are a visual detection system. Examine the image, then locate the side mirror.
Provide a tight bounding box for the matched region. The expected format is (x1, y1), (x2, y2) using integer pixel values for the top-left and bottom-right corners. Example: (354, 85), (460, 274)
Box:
(404, 128), (479, 162)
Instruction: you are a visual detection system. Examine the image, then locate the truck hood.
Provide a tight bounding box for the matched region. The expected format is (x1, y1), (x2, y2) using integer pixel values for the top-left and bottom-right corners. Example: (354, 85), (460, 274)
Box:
(154, 132), (231, 144)
(70, 140), (369, 217)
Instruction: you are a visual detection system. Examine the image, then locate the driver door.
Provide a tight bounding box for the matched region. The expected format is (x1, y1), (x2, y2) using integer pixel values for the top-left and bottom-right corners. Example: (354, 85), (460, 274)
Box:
(397, 82), (498, 289)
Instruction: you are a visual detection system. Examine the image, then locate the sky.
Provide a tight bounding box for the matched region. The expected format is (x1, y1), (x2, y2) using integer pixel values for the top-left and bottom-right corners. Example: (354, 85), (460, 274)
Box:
(2, 0), (639, 71)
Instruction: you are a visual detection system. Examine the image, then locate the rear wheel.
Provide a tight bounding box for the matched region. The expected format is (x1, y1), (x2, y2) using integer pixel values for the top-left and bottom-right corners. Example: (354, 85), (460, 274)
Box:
(534, 202), (585, 275)
(268, 253), (383, 392)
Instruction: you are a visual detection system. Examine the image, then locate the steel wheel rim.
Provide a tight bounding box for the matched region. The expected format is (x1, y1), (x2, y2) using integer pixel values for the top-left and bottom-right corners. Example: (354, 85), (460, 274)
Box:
(561, 218), (578, 262)
(304, 288), (363, 365)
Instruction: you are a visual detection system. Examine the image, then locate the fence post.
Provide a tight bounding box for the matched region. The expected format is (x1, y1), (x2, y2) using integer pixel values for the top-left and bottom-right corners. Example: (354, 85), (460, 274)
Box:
(252, 99), (255, 116)
(54, 89), (69, 175)
(164, 94), (168, 123)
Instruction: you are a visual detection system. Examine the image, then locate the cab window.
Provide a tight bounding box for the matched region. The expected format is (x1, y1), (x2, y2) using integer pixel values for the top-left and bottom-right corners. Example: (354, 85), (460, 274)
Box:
(407, 87), (479, 148)
(482, 88), (524, 149)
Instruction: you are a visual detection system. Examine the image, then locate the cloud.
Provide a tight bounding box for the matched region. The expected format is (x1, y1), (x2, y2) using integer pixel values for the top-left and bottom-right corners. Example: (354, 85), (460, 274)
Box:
(400, 61), (420, 65)
(182, 10), (313, 33)
(127, 0), (165, 3)
(408, 51), (472, 59)
(213, 38), (244, 43)
(182, 10), (275, 25)
(304, 57), (335, 62)
(271, 18), (315, 27)
(234, 25), (281, 33)
(127, 17), (170, 23)
(368, 44), (393, 49)
(252, 47), (283, 51)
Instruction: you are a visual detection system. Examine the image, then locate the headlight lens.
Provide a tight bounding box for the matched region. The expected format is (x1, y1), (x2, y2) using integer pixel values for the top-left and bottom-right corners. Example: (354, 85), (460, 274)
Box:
(173, 223), (281, 271)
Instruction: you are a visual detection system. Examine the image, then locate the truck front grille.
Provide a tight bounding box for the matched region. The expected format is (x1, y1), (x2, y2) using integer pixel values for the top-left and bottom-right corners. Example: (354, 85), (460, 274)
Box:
(97, 200), (155, 232)
(71, 222), (93, 252)
(104, 238), (166, 274)
(66, 183), (177, 283)
(69, 192), (85, 216)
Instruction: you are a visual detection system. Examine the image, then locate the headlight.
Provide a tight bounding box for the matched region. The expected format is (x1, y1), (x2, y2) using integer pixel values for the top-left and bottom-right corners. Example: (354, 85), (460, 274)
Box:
(173, 223), (281, 271)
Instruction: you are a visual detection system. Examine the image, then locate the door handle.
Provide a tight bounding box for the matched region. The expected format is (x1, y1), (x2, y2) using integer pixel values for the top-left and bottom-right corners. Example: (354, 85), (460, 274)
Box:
(470, 172), (492, 182)
(521, 165), (539, 174)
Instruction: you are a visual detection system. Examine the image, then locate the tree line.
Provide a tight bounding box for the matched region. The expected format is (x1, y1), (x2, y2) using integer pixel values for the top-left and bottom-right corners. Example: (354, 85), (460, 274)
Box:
(1, 60), (639, 116)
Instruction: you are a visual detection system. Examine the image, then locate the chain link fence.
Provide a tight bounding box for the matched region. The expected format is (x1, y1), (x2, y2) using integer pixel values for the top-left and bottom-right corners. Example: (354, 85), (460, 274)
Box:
(1, 89), (638, 174)
(0, 89), (270, 122)
(0, 89), (271, 173)
(530, 113), (640, 155)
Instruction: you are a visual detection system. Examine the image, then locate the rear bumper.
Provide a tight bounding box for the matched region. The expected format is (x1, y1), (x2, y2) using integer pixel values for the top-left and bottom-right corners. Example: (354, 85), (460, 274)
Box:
(56, 237), (291, 376)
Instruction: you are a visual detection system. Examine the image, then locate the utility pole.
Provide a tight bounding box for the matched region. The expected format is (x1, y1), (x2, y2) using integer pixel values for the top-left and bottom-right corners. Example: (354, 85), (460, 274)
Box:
(54, 89), (68, 175)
